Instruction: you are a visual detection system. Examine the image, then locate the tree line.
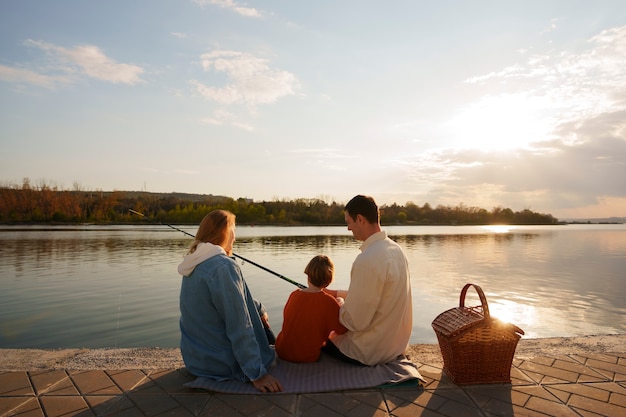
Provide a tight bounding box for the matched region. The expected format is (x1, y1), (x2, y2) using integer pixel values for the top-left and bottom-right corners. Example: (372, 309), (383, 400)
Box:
(0, 180), (559, 225)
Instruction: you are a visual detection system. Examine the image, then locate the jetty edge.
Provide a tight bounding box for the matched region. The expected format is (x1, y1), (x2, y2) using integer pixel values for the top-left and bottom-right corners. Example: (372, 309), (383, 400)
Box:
(1, 334), (624, 371)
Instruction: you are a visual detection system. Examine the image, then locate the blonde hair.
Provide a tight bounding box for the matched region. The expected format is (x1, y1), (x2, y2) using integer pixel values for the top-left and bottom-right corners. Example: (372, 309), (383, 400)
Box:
(189, 210), (235, 255)
(304, 255), (334, 288)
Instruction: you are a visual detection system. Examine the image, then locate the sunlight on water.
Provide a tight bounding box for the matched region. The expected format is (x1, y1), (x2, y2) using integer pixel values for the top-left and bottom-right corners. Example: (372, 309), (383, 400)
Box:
(488, 299), (535, 333)
(482, 225), (516, 233)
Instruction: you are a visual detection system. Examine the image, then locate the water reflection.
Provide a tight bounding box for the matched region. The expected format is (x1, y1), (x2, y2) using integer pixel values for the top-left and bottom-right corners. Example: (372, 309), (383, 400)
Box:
(1, 224), (624, 348)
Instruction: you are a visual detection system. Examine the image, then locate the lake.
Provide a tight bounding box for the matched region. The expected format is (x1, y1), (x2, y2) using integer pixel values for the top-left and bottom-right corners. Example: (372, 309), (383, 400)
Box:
(0, 224), (624, 348)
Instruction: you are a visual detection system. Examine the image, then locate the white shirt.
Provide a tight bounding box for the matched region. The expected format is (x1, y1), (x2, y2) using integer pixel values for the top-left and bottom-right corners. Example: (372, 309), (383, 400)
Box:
(331, 230), (413, 365)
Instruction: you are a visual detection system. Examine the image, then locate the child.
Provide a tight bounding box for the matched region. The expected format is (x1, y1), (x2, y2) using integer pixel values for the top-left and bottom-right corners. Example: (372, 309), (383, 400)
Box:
(275, 255), (347, 363)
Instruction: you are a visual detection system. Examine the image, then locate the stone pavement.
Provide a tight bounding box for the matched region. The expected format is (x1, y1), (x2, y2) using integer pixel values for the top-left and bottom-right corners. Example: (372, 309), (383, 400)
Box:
(2, 348), (626, 417)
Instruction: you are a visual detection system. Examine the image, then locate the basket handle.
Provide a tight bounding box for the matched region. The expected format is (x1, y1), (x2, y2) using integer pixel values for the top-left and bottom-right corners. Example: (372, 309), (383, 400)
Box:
(459, 283), (490, 319)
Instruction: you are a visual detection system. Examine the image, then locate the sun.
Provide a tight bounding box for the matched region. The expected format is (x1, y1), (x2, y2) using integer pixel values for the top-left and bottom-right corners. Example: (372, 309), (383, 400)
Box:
(446, 93), (554, 151)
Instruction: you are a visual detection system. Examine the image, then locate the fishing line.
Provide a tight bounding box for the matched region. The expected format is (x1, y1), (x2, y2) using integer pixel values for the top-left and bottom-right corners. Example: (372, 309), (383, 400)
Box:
(129, 209), (306, 289)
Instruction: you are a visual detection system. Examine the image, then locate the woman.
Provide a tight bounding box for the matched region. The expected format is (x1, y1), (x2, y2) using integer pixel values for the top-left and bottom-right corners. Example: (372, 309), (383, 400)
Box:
(178, 210), (282, 393)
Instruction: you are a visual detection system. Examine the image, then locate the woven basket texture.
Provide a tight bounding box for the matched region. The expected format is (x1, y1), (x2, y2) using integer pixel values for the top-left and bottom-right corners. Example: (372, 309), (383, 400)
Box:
(432, 283), (524, 385)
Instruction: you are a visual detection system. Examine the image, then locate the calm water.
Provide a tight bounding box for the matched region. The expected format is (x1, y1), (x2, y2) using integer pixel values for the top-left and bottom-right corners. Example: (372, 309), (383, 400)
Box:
(1, 224), (624, 348)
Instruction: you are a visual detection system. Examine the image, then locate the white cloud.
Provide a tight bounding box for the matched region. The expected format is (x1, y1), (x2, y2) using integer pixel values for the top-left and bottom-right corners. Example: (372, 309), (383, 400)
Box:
(193, 0), (262, 18)
(0, 64), (61, 88)
(465, 25), (626, 123)
(401, 22), (626, 215)
(191, 50), (300, 105)
(200, 109), (256, 131)
(25, 40), (144, 85)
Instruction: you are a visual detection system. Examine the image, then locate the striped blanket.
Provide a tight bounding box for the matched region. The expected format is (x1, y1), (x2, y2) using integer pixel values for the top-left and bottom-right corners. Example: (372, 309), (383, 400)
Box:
(184, 353), (424, 394)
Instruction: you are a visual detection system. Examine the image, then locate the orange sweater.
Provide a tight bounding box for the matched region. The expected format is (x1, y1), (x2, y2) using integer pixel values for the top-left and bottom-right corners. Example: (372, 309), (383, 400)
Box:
(275, 289), (347, 363)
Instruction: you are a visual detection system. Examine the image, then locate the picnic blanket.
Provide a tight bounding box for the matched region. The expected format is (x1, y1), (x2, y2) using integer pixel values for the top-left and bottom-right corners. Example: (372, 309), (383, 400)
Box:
(184, 352), (424, 394)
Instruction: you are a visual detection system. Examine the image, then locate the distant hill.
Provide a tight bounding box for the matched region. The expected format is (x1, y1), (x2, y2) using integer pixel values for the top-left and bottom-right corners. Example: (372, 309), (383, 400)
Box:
(562, 217), (625, 224)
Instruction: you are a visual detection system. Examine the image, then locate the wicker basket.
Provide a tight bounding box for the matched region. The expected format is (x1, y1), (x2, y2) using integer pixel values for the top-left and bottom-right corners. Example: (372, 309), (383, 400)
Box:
(431, 283), (524, 385)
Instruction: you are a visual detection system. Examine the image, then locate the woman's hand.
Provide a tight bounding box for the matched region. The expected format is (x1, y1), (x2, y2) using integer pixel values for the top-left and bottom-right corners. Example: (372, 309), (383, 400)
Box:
(252, 374), (283, 393)
(260, 312), (271, 329)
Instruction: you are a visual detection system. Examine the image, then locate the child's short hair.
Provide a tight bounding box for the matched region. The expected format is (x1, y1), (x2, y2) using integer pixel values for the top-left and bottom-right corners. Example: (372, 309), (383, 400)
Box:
(304, 255), (334, 288)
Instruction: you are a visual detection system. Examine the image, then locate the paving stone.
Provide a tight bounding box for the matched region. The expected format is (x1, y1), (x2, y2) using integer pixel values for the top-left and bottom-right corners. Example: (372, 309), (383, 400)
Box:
(0, 372), (34, 396)
(528, 356), (556, 366)
(568, 392), (626, 416)
(503, 403), (549, 417)
(170, 394), (212, 416)
(385, 390), (438, 412)
(341, 401), (389, 417)
(39, 395), (92, 416)
(70, 370), (122, 395)
(199, 396), (246, 417)
(586, 356), (626, 380)
(293, 395), (342, 417)
(570, 408), (609, 417)
(525, 395), (579, 416)
(107, 370), (151, 392)
(465, 384), (524, 408)
(552, 358), (610, 382)
(1, 348), (626, 416)
(383, 388), (429, 411)
(261, 393), (298, 414)
(84, 395), (144, 417)
(392, 403), (445, 416)
(30, 370), (79, 396)
(437, 398), (485, 417)
(127, 391), (181, 416)
(345, 390), (388, 410)
(148, 369), (195, 394)
(518, 359), (579, 383)
(510, 366), (536, 385)
(0, 397), (42, 417)
(303, 392), (366, 415)
(545, 382), (611, 403)
(217, 393), (286, 416)
(610, 391), (626, 408)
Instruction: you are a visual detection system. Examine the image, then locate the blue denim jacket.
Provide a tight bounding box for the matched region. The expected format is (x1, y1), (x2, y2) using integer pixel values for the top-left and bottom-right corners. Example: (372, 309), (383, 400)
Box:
(179, 254), (275, 381)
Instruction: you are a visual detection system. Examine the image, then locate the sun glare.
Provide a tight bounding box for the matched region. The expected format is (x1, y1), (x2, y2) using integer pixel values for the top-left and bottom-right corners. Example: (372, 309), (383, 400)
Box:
(482, 225), (515, 233)
(447, 93), (554, 151)
(489, 299), (534, 329)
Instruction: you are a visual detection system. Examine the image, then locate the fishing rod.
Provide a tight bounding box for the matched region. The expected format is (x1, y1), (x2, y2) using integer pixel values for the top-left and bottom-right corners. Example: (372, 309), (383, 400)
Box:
(129, 209), (306, 289)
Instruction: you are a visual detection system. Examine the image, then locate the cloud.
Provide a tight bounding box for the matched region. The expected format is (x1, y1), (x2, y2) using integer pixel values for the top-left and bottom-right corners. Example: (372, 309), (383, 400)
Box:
(200, 110), (256, 131)
(466, 25), (626, 119)
(2, 40), (146, 88)
(191, 50), (300, 105)
(0, 64), (61, 88)
(193, 0), (262, 18)
(404, 107), (626, 212)
(419, 24), (626, 214)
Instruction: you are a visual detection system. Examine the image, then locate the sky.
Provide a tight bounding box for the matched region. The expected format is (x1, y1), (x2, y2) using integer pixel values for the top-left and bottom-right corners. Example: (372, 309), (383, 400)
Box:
(1, 1), (626, 219)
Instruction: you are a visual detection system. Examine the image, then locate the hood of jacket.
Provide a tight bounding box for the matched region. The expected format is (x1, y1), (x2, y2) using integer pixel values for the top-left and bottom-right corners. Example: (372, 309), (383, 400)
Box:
(177, 242), (226, 276)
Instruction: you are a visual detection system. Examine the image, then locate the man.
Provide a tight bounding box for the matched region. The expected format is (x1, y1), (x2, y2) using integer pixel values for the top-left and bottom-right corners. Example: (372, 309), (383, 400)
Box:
(327, 195), (413, 366)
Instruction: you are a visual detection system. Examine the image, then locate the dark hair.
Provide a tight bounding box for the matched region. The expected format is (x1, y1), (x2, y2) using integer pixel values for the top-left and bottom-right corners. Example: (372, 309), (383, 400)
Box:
(189, 210), (235, 254)
(345, 195), (379, 224)
(304, 255), (334, 288)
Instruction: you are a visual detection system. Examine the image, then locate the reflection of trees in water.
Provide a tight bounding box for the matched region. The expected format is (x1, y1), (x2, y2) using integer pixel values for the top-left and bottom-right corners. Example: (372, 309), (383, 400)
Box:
(234, 233), (545, 253)
(389, 233), (540, 250)
(6, 237), (191, 272)
(238, 235), (358, 251)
